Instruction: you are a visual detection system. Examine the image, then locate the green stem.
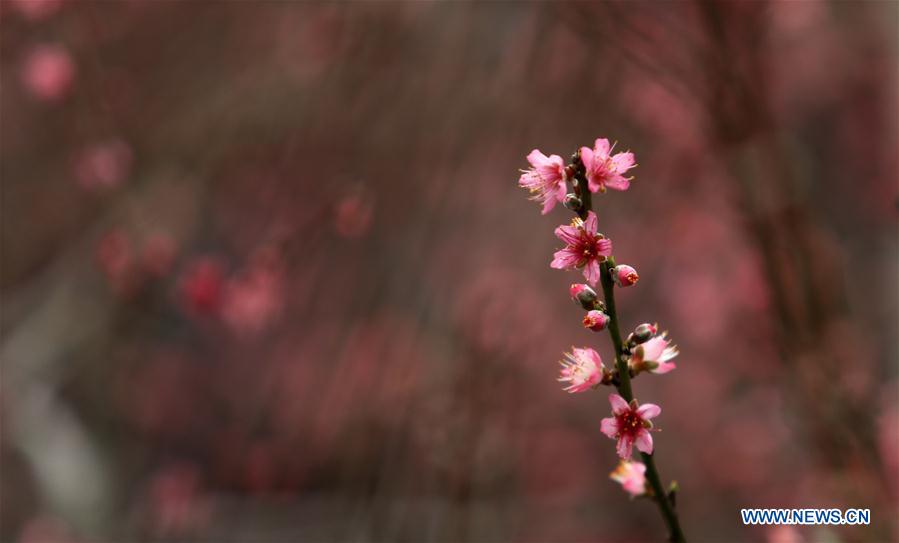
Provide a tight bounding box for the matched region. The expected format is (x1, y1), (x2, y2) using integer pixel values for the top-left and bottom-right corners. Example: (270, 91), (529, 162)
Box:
(571, 159), (685, 541)
(599, 259), (631, 401)
(599, 259), (686, 543)
(640, 452), (685, 543)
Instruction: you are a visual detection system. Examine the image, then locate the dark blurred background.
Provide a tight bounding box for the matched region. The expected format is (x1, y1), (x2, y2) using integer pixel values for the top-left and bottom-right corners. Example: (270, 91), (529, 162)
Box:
(1, 1), (897, 542)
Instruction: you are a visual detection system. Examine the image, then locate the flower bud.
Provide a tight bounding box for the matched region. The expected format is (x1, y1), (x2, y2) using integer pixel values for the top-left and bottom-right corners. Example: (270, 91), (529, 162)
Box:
(569, 283), (597, 310)
(611, 264), (639, 287)
(583, 310), (610, 331)
(632, 323), (658, 344)
(563, 193), (582, 212)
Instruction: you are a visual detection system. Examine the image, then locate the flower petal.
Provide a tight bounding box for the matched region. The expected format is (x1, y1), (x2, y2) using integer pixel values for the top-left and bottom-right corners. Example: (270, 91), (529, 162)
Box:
(554, 224), (581, 245)
(653, 362), (676, 374)
(616, 434), (633, 458)
(636, 403), (661, 420)
(579, 146), (594, 172)
(551, 248), (579, 269)
(641, 336), (666, 361)
(604, 175), (631, 191)
(541, 196), (557, 215)
(526, 149), (549, 168)
(600, 417), (619, 438)
(582, 347), (602, 369)
(594, 138), (611, 159)
(635, 430), (654, 455)
(609, 393), (629, 415)
(583, 211), (598, 234)
(611, 151), (635, 172)
(583, 259), (600, 286)
(553, 181), (568, 203)
(597, 238), (613, 257)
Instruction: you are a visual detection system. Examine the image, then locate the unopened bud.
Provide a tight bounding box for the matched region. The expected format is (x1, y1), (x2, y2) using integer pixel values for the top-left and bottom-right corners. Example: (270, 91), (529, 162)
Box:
(569, 283), (597, 310)
(563, 193), (582, 212)
(632, 323), (658, 344)
(611, 264), (639, 287)
(582, 310), (610, 332)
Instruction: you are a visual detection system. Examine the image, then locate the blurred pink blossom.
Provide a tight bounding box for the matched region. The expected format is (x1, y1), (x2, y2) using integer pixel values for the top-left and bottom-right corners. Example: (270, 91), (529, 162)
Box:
(96, 229), (176, 295)
(450, 262), (550, 358)
(17, 515), (74, 543)
(767, 525), (805, 543)
(96, 228), (137, 296)
(580, 138), (635, 193)
(148, 463), (212, 537)
(877, 395), (899, 495)
(73, 140), (133, 191)
(551, 211), (612, 286)
(610, 459), (648, 497)
(11, 0), (63, 21)
(334, 192), (374, 239)
(521, 428), (595, 503)
(601, 394), (660, 458)
(557, 347), (603, 393)
(21, 44), (74, 102)
(222, 249), (284, 336)
(178, 257), (225, 316)
(518, 149), (567, 214)
(96, 229), (131, 281)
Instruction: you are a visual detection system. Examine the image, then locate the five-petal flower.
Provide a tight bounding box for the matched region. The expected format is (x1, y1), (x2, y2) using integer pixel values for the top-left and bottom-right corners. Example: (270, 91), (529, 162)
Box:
(600, 394), (661, 458)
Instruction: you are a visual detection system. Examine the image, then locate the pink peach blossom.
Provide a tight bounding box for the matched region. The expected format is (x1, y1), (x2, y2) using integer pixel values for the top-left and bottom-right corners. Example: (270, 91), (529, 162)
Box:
(558, 347), (604, 393)
(21, 44), (74, 102)
(612, 264), (639, 287)
(569, 283), (598, 310)
(518, 149), (567, 214)
(600, 394), (660, 458)
(631, 333), (679, 374)
(609, 459), (648, 497)
(579, 138), (636, 193)
(582, 310), (609, 331)
(550, 211), (612, 286)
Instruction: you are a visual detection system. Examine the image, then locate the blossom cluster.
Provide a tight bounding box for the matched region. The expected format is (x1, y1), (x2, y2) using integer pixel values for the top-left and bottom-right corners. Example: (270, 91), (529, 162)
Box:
(518, 138), (680, 499)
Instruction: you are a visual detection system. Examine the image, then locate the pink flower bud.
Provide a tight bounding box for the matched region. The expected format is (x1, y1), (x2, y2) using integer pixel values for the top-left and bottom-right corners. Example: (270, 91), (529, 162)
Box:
(612, 264), (639, 287)
(569, 283), (597, 308)
(569, 283), (589, 299)
(582, 310), (610, 332)
(631, 322), (658, 344)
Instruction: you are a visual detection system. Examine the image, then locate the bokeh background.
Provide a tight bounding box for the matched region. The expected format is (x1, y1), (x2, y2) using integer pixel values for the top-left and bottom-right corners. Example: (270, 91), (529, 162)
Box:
(1, 1), (897, 542)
